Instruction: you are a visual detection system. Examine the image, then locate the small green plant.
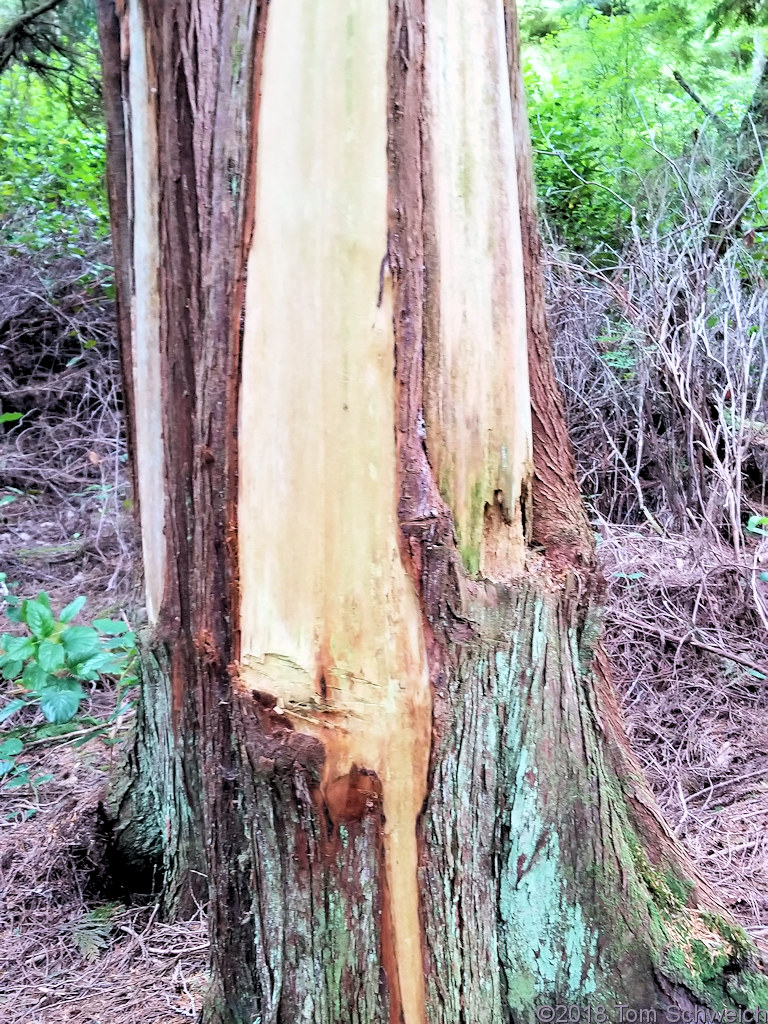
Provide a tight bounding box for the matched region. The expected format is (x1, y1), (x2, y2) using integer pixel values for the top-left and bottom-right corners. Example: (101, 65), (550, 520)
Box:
(0, 575), (136, 789)
(66, 903), (122, 960)
(746, 515), (768, 538)
(600, 347), (636, 373)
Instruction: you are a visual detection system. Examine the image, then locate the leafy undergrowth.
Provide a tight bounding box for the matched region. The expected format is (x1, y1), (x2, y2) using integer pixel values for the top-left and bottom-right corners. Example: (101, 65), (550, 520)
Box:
(0, 730), (208, 1023)
(0, 583), (137, 785)
(0, 235), (209, 1021)
(0, 603), (212, 1023)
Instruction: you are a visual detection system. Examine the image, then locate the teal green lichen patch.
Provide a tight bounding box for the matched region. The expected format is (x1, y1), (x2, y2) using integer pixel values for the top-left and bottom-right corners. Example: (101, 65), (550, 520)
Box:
(499, 802), (600, 1010)
(497, 693), (600, 1011)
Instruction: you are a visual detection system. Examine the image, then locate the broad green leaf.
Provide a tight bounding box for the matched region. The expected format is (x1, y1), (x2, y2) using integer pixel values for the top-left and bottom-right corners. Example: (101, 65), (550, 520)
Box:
(104, 633), (135, 651)
(0, 698), (26, 723)
(0, 495), (17, 507)
(0, 759), (15, 775)
(60, 595), (87, 623)
(4, 772), (30, 789)
(22, 662), (51, 690)
(73, 652), (115, 681)
(61, 626), (100, 662)
(746, 515), (768, 536)
(1, 634), (35, 660)
(0, 737), (23, 757)
(39, 684), (83, 724)
(38, 640), (65, 673)
(1, 659), (23, 681)
(4, 601), (22, 624)
(80, 652), (112, 672)
(24, 599), (55, 638)
(0, 412), (22, 424)
(93, 618), (129, 636)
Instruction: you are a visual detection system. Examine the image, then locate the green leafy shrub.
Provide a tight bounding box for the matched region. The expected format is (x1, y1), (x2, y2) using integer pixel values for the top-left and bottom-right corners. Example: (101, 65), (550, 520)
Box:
(0, 65), (107, 248)
(523, 0), (762, 253)
(0, 577), (136, 789)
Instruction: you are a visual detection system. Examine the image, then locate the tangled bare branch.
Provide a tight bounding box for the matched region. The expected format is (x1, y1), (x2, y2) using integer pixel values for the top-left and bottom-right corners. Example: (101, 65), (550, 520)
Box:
(0, 0), (71, 77)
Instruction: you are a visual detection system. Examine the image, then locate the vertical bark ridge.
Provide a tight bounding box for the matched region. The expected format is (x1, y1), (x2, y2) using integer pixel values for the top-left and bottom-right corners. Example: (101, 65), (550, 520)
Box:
(114, 0), (269, 1005)
(111, 637), (203, 917)
(126, 0), (165, 619)
(421, 0), (533, 580)
(95, 0), (136, 485)
(141, 4), (270, 1016)
(502, 0), (594, 572)
(229, 692), (391, 1024)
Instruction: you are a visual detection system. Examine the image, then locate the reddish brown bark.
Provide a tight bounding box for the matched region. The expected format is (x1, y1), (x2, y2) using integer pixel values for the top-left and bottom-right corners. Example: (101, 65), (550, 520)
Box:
(95, 0), (136, 482)
(503, 0), (594, 573)
(137, 3), (268, 1010)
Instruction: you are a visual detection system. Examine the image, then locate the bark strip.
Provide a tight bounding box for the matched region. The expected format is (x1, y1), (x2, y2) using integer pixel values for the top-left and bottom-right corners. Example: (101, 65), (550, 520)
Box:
(502, 0), (594, 571)
(95, 0), (136, 484)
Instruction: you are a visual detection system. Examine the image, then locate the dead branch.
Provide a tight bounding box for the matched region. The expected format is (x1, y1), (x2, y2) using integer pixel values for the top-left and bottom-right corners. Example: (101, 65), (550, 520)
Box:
(0, 0), (70, 76)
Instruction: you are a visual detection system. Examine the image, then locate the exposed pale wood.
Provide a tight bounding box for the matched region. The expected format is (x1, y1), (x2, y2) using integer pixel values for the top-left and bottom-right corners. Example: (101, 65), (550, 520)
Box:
(238, 3), (430, 1020)
(127, 0), (164, 621)
(423, 0), (533, 578)
(95, 0), (135, 484)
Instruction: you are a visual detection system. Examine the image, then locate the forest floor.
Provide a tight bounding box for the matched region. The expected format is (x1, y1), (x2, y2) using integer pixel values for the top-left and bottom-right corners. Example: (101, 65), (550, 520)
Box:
(1, 245), (767, 1020)
(0, 492), (210, 1021)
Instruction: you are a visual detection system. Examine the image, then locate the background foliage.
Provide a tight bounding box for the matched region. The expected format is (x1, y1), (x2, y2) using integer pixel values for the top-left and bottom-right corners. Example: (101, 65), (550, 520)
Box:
(0, 0), (106, 248)
(522, 0), (768, 253)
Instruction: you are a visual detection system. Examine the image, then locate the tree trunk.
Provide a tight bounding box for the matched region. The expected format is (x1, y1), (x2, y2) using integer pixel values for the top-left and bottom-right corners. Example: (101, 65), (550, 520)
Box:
(99, 2), (768, 1022)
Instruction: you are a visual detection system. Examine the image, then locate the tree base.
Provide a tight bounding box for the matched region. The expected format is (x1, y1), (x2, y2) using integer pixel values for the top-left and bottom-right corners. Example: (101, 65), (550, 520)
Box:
(110, 584), (768, 1024)
(109, 635), (205, 919)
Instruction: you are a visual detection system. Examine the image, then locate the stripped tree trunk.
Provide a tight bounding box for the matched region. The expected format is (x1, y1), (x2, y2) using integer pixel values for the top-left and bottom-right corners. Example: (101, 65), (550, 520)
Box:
(97, 1), (768, 1021)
